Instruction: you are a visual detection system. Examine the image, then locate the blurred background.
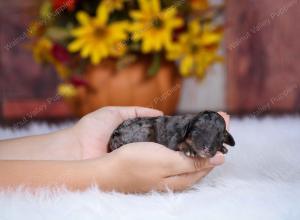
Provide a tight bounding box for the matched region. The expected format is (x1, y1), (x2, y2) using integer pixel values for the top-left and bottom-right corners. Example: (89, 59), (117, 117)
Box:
(0, 0), (299, 126)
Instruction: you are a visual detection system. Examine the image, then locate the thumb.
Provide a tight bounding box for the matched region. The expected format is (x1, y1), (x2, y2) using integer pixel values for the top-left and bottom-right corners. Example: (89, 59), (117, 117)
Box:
(167, 152), (225, 175)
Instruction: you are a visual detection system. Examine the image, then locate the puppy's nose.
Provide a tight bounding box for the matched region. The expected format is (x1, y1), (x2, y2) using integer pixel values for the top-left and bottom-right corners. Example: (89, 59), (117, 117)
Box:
(203, 147), (210, 154)
(195, 146), (215, 158)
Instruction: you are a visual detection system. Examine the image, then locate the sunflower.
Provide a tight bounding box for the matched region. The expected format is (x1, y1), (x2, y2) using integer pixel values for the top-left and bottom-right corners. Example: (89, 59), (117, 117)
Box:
(130, 0), (183, 53)
(68, 4), (129, 64)
(167, 20), (223, 77)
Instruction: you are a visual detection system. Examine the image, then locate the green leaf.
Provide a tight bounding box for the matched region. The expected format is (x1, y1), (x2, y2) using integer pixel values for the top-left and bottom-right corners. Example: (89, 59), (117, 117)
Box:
(116, 54), (137, 70)
(45, 26), (71, 41)
(40, 1), (52, 19)
(147, 53), (161, 76)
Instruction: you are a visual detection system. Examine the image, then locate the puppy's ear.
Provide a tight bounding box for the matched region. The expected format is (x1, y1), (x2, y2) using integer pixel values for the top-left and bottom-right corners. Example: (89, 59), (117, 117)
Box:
(178, 114), (196, 140)
(182, 121), (192, 138)
(224, 131), (235, 146)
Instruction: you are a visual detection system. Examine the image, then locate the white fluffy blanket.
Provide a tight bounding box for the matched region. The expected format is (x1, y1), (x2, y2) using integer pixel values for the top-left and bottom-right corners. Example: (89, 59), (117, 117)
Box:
(0, 117), (299, 220)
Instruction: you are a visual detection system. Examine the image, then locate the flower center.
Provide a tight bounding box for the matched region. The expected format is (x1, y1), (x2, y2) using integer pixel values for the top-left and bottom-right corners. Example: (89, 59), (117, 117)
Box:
(152, 17), (163, 29)
(93, 26), (107, 38)
(190, 44), (199, 54)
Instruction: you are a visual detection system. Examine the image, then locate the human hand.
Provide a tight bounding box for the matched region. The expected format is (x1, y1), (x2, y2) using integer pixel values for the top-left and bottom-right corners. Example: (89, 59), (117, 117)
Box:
(0, 106), (229, 192)
(74, 107), (229, 192)
(95, 141), (225, 193)
(71, 107), (230, 160)
(71, 106), (164, 159)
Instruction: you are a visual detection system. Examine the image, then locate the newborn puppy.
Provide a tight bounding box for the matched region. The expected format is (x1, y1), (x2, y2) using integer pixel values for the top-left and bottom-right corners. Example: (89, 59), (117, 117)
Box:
(109, 111), (235, 158)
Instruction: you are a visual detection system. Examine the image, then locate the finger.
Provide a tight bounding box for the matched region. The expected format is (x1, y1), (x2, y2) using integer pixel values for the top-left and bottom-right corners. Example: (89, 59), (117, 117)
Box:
(107, 106), (163, 120)
(166, 151), (224, 175)
(120, 106), (163, 119)
(200, 167), (214, 179)
(159, 168), (214, 192)
(218, 111), (230, 129)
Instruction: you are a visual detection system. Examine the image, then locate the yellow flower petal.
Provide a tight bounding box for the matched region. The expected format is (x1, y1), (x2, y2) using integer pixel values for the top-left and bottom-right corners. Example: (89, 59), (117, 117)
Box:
(58, 83), (77, 98)
(31, 37), (53, 63)
(102, 0), (124, 11)
(68, 39), (86, 52)
(80, 44), (92, 58)
(130, 11), (144, 20)
(142, 37), (152, 53)
(190, 20), (201, 35)
(110, 21), (129, 39)
(170, 18), (183, 28)
(163, 7), (176, 19)
(180, 55), (194, 76)
(201, 32), (223, 45)
(151, 0), (160, 13)
(91, 49), (102, 64)
(71, 27), (92, 37)
(76, 11), (90, 25)
(98, 43), (109, 57)
(96, 3), (109, 25)
(139, 0), (152, 13)
(166, 43), (181, 60)
(54, 62), (70, 79)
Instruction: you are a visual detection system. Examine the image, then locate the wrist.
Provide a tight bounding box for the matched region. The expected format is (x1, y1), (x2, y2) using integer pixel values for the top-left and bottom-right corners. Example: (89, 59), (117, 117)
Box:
(47, 127), (82, 160)
(89, 153), (120, 192)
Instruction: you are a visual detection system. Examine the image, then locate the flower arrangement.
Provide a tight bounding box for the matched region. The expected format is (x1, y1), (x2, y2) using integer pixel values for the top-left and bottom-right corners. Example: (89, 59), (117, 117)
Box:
(29, 0), (224, 98)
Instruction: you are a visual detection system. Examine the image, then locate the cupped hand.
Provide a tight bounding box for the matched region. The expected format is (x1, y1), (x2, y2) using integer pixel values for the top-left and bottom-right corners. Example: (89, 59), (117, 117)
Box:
(71, 106), (230, 160)
(70, 106), (229, 192)
(72, 106), (163, 159)
(96, 141), (224, 193)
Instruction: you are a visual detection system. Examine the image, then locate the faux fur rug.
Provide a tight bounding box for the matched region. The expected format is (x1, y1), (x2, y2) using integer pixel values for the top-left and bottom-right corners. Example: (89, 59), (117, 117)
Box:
(0, 117), (299, 220)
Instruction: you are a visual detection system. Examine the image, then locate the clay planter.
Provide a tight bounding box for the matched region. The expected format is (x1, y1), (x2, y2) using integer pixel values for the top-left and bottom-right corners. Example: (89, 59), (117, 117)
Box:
(68, 58), (182, 116)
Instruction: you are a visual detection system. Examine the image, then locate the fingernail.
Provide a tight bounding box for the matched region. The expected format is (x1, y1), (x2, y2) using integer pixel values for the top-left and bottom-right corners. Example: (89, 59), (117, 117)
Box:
(209, 152), (225, 166)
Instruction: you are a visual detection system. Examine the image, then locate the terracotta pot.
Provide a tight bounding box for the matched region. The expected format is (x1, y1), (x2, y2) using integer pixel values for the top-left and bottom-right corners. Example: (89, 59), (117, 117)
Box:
(68, 58), (182, 116)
